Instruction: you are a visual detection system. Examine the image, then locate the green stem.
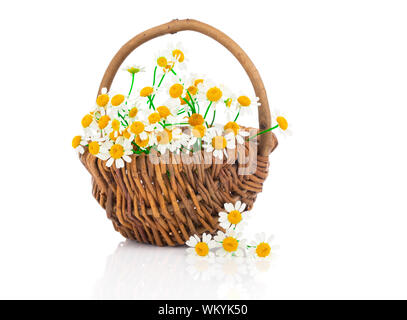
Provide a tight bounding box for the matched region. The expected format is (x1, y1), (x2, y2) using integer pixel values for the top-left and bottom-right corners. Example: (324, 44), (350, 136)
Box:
(170, 69), (177, 76)
(147, 96), (156, 110)
(203, 101), (213, 119)
(233, 109), (241, 122)
(247, 124), (279, 140)
(118, 112), (128, 126)
(152, 66), (157, 86)
(128, 73), (135, 97)
(186, 90), (196, 113)
(210, 110), (216, 127)
(182, 97), (196, 114)
(164, 122), (189, 127)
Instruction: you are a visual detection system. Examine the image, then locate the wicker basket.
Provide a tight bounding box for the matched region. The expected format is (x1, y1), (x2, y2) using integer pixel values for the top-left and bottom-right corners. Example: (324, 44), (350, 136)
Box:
(79, 19), (278, 246)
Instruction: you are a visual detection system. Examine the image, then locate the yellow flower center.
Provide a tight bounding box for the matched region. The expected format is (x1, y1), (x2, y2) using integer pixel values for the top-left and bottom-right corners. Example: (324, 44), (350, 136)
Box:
(140, 86), (154, 97)
(157, 106), (171, 118)
(222, 237), (238, 253)
(111, 119), (121, 131)
(276, 116), (288, 131)
(256, 242), (271, 258)
(157, 56), (167, 68)
(109, 144), (124, 159)
(224, 121), (240, 136)
(195, 242), (209, 257)
(135, 135), (149, 148)
(88, 141), (100, 155)
(194, 79), (204, 87)
(169, 83), (184, 98)
(96, 94), (109, 107)
(192, 125), (206, 138)
(129, 107), (138, 118)
(172, 49), (185, 62)
(227, 210), (242, 225)
(237, 95), (251, 107)
(211, 136), (227, 150)
(111, 94), (125, 106)
(81, 114), (93, 128)
(130, 121), (145, 135)
(148, 112), (161, 124)
(98, 115), (110, 129)
(122, 128), (131, 139)
(188, 114), (204, 126)
(72, 136), (82, 148)
(157, 129), (173, 145)
(206, 87), (222, 102)
(187, 85), (198, 95)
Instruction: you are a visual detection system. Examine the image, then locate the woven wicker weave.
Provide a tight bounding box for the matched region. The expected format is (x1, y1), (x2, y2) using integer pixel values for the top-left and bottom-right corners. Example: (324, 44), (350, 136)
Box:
(79, 19), (278, 246)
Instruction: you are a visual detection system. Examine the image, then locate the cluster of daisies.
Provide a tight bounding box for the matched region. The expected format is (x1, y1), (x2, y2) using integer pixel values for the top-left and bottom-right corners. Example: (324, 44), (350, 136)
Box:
(72, 43), (290, 168)
(186, 201), (275, 260)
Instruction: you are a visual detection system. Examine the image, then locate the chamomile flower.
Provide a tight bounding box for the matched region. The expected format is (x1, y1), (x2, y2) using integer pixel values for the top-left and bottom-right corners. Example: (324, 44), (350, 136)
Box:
(87, 140), (109, 161)
(81, 113), (98, 137)
(165, 80), (186, 101)
(168, 42), (188, 70)
(247, 233), (276, 260)
(153, 49), (174, 73)
(72, 135), (87, 154)
(218, 201), (249, 230)
(214, 229), (246, 258)
(186, 233), (217, 258)
(197, 81), (226, 109)
(202, 127), (235, 160)
(223, 121), (249, 145)
(188, 124), (206, 148)
(129, 120), (148, 140)
(272, 109), (292, 137)
(104, 137), (133, 168)
(236, 93), (260, 117)
(122, 65), (145, 75)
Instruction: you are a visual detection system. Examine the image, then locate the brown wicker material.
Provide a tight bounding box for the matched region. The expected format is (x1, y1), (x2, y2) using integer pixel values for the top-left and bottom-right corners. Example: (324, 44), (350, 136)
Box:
(79, 19), (278, 246)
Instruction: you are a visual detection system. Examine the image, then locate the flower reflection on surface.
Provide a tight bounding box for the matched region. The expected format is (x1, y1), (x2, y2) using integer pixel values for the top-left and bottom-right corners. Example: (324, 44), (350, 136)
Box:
(93, 240), (274, 300)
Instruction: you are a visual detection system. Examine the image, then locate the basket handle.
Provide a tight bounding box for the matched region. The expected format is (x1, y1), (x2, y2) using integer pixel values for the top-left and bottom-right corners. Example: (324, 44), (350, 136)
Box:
(98, 19), (274, 156)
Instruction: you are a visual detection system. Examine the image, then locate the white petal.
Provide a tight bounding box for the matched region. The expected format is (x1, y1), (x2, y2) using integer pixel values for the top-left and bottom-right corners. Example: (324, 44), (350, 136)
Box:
(123, 155), (132, 163)
(240, 203), (247, 212)
(224, 203), (234, 212)
(106, 158), (114, 167)
(235, 201), (242, 211)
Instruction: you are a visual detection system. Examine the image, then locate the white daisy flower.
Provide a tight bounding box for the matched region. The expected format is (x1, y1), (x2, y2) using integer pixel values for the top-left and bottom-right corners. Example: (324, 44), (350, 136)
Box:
(235, 93), (260, 117)
(186, 233), (217, 258)
(197, 80), (227, 110)
(122, 65), (145, 75)
(247, 233), (277, 260)
(223, 121), (250, 145)
(81, 113), (98, 137)
(218, 201), (249, 230)
(153, 49), (174, 73)
(103, 136), (133, 168)
(72, 135), (87, 154)
(214, 229), (246, 258)
(202, 127), (235, 160)
(271, 109), (292, 137)
(168, 42), (188, 70)
(87, 140), (109, 161)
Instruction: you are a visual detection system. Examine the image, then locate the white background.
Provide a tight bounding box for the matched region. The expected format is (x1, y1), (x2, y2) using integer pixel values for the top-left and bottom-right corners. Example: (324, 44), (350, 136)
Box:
(0, 0), (406, 299)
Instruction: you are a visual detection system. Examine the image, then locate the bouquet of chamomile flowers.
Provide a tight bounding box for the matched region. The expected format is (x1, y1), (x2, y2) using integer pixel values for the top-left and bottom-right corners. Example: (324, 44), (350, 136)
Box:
(72, 43), (290, 168)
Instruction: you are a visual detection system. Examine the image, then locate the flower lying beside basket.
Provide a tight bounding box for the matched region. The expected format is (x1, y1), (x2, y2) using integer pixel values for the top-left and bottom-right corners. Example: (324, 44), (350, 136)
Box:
(73, 19), (289, 246)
